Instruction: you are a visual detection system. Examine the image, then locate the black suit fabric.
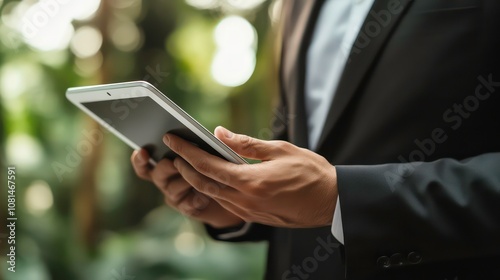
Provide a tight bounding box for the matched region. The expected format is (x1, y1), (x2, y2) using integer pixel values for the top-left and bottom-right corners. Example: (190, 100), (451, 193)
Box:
(207, 0), (500, 279)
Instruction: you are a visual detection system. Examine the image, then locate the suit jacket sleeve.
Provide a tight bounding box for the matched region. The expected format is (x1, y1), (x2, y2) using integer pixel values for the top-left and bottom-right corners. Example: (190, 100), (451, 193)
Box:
(335, 152), (500, 278)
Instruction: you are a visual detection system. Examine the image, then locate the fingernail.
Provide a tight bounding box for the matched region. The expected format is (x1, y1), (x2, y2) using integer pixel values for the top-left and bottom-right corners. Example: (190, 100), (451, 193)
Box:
(163, 134), (170, 146)
(221, 127), (233, 139)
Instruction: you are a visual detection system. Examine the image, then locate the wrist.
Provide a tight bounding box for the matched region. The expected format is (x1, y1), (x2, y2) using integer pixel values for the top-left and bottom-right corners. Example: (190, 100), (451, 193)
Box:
(320, 165), (338, 226)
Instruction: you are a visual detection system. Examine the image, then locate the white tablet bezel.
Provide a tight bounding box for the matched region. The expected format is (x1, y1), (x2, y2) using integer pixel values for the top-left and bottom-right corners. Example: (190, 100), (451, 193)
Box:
(66, 81), (247, 165)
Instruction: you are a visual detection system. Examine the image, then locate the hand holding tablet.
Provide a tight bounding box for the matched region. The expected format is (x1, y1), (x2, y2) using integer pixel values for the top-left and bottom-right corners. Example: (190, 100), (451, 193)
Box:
(67, 80), (339, 230)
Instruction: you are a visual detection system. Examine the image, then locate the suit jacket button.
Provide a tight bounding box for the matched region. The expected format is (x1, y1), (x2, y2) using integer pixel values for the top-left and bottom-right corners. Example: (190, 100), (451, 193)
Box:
(390, 253), (404, 266)
(377, 256), (391, 269)
(408, 251), (422, 264)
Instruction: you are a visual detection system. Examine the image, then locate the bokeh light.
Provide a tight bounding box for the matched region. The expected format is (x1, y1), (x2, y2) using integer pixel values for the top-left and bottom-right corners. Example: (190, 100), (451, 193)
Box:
(74, 52), (104, 76)
(6, 133), (44, 169)
(214, 16), (256, 49)
(185, 0), (219, 10)
(174, 231), (206, 257)
(71, 0), (102, 21)
(269, 0), (283, 24)
(109, 19), (142, 52)
(0, 61), (43, 101)
(20, 4), (75, 51)
(2, 0), (102, 51)
(211, 15), (257, 87)
(211, 48), (256, 87)
(0, 0), (272, 278)
(110, 0), (138, 9)
(226, 0), (266, 10)
(185, 0), (267, 11)
(70, 26), (103, 58)
(25, 180), (54, 216)
(1, 1), (28, 28)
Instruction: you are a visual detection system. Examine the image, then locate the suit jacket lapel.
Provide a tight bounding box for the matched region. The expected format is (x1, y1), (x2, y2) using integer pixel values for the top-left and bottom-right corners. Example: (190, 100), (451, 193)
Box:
(282, 0), (325, 148)
(316, 0), (414, 150)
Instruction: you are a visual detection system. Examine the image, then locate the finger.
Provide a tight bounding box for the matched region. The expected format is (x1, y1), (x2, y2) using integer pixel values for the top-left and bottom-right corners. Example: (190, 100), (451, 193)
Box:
(164, 188), (213, 217)
(157, 163), (251, 223)
(181, 194), (245, 228)
(173, 189), (246, 227)
(173, 157), (238, 200)
(150, 159), (192, 202)
(150, 158), (178, 189)
(175, 190), (212, 217)
(164, 186), (193, 207)
(173, 158), (251, 219)
(214, 126), (280, 160)
(131, 149), (152, 181)
(164, 134), (247, 187)
(162, 175), (192, 202)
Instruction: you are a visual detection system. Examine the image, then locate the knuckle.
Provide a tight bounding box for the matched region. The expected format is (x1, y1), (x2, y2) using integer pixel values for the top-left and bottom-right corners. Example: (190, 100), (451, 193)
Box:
(179, 204), (192, 215)
(247, 180), (272, 198)
(191, 175), (204, 190)
(152, 177), (167, 189)
(163, 187), (175, 199)
(273, 140), (291, 152)
(131, 151), (142, 165)
(216, 169), (232, 184)
(173, 158), (184, 173)
(158, 158), (175, 171)
(201, 181), (222, 197)
(164, 196), (175, 208)
(194, 159), (210, 173)
(233, 172), (249, 188)
(171, 191), (187, 202)
(242, 174), (255, 188)
(240, 135), (255, 151)
(180, 202), (200, 217)
(151, 171), (169, 189)
(167, 183), (186, 201)
(191, 192), (210, 211)
(221, 170), (255, 193)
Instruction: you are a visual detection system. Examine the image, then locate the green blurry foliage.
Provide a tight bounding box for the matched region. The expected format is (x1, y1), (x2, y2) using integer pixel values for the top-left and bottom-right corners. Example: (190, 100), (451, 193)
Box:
(0, 0), (280, 279)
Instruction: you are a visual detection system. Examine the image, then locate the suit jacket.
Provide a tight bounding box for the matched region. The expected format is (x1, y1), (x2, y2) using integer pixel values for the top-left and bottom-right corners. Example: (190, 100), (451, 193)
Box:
(207, 0), (500, 279)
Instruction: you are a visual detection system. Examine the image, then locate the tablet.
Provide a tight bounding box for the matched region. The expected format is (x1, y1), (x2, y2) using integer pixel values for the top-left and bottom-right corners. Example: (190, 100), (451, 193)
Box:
(66, 81), (247, 165)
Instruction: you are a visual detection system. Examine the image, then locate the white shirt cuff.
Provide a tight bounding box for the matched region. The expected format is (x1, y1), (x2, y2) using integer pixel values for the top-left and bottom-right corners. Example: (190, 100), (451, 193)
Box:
(331, 196), (344, 245)
(216, 222), (252, 239)
(218, 198), (344, 243)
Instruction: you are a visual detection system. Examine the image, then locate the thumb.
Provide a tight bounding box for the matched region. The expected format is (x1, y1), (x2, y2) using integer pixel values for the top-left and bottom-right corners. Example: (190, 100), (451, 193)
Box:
(214, 126), (276, 160)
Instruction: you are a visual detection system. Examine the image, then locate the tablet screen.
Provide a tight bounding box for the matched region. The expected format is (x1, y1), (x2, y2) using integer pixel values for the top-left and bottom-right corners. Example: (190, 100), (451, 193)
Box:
(82, 96), (221, 162)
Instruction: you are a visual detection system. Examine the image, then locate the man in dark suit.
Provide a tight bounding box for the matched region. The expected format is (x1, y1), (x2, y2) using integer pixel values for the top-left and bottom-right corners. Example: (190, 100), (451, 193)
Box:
(131, 0), (500, 279)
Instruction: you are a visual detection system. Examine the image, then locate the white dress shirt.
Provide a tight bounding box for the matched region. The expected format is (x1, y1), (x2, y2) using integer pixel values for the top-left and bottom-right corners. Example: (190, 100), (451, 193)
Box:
(305, 0), (375, 244)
